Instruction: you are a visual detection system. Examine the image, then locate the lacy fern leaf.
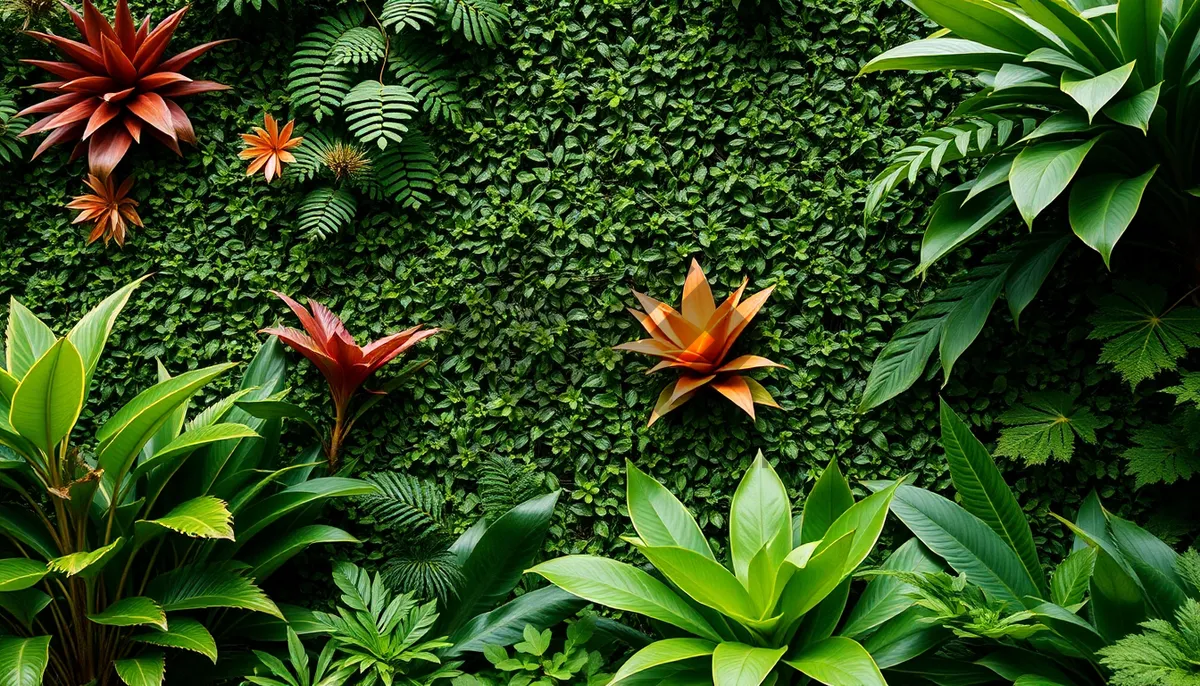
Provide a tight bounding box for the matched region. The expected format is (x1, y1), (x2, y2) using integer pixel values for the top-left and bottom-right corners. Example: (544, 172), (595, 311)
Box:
(359, 473), (445, 540)
(297, 187), (357, 239)
(330, 26), (387, 66)
(1164, 372), (1200, 409)
(382, 546), (464, 603)
(1122, 414), (1200, 487)
(1099, 599), (1200, 686)
(995, 391), (1103, 465)
(375, 133), (437, 208)
(289, 9), (363, 122)
(0, 91), (26, 164)
(389, 42), (465, 125)
(1089, 282), (1200, 387)
(478, 456), (546, 519)
(381, 0), (438, 32)
(440, 0), (509, 46)
(342, 81), (419, 150)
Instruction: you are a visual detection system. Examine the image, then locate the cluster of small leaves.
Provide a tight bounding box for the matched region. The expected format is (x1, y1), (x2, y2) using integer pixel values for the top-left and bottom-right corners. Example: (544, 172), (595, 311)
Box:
(214, 0), (281, 15)
(0, 89), (25, 164)
(453, 619), (613, 686)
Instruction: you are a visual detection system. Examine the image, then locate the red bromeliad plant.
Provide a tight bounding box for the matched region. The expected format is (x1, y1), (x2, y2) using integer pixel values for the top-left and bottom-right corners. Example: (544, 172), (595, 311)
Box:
(262, 291), (438, 471)
(17, 0), (230, 177)
(615, 259), (786, 425)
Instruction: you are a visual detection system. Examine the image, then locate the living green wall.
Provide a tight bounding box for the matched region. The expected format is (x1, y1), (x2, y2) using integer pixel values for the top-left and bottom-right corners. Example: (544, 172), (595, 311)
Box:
(0, 0), (1155, 575)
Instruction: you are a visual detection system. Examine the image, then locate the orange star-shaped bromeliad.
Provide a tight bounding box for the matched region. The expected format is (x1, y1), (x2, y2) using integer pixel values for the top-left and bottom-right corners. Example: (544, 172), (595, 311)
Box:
(615, 260), (786, 425)
(240, 113), (302, 182)
(67, 173), (142, 247)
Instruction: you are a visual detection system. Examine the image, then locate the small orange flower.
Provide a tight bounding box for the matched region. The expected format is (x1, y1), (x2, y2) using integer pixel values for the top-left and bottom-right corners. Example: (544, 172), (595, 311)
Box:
(240, 113), (302, 182)
(67, 174), (142, 247)
(615, 259), (786, 425)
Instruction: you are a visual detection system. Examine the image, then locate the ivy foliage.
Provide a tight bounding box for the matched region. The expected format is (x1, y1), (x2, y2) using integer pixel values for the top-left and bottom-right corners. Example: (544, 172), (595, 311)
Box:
(0, 0), (1174, 576)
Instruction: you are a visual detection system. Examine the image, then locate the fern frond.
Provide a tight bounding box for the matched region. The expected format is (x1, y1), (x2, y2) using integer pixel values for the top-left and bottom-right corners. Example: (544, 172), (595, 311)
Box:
(440, 0), (508, 46)
(289, 128), (338, 181)
(289, 9), (363, 122)
(865, 114), (1036, 218)
(1122, 412), (1200, 487)
(359, 473), (446, 539)
(1178, 550), (1200, 598)
(388, 42), (465, 125)
(381, 0), (438, 32)
(382, 546), (464, 603)
(330, 26), (387, 66)
(0, 91), (26, 164)
(1099, 599), (1200, 686)
(342, 80), (419, 150)
(479, 456), (545, 519)
(297, 186), (357, 239)
(374, 132), (437, 208)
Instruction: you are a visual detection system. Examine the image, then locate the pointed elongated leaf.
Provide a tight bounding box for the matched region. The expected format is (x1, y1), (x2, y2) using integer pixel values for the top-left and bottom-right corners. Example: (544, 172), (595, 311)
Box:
(5, 300), (55, 381)
(1069, 168), (1157, 267)
(1117, 0), (1162, 84)
(939, 401), (1047, 597)
(862, 606), (945, 669)
(0, 589), (51, 631)
(1005, 234), (1071, 328)
(1104, 82), (1161, 132)
(88, 596), (167, 630)
(799, 460), (854, 546)
(636, 544), (757, 619)
(148, 563), (282, 618)
(133, 617), (217, 663)
(910, 0), (1050, 53)
(10, 338), (85, 453)
(730, 453), (791, 585)
(626, 461), (713, 560)
(783, 636), (886, 686)
(245, 525), (358, 579)
(528, 556), (721, 642)
(712, 643), (786, 686)
(131, 423), (260, 482)
(841, 538), (942, 638)
(445, 585), (586, 657)
(1010, 138), (1100, 227)
(779, 530), (855, 623)
(817, 479), (900, 577)
(0, 560), (47, 592)
(610, 638), (716, 684)
(859, 38), (1021, 73)
(920, 185), (1014, 273)
(0, 636), (50, 686)
(47, 538), (122, 578)
(67, 277), (147, 399)
(1059, 62), (1135, 121)
(1051, 546), (1097, 606)
(235, 477), (377, 543)
(114, 651), (165, 686)
(0, 505), (57, 560)
(145, 496), (234, 540)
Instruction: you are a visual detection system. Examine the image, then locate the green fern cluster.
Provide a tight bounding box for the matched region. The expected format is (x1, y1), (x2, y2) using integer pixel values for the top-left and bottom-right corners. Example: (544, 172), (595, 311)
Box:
(478, 456), (546, 519)
(0, 90), (26, 164)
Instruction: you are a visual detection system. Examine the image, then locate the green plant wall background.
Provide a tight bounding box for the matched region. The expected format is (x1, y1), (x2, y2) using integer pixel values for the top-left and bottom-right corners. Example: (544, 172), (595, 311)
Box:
(0, 0), (1163, 579)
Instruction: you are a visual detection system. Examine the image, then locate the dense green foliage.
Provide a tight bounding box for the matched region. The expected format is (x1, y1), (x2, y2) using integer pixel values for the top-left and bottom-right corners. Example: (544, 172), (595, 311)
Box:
(0, 0), (1177, 583)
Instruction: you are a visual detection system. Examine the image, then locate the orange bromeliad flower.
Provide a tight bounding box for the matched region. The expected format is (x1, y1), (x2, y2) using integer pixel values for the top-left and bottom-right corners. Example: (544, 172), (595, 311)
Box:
(240, 113), (302, 182)
(67, 173), (142, 247)
(17, 0), (230, 177)
(262, 291), (439, 471)
(616, 260), (785, 425)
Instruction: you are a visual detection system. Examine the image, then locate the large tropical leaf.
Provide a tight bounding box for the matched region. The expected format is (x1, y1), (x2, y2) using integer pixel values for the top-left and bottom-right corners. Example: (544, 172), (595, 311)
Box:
(9, 338), (85, 454)
(4, 300), (55, 381)
(711, 642), (786, 686)
(841, 538), (941, 638)
(609, 638), (716, 684)
(114, 651), (165, 686)
(234, 477), (377, 543)
(66, 277), (147, 397)
(0, 560), (47, 592)
(445, 585), (586, 657)
(797, 460), (854, 546)
(782, 636), (886, 686)
(1069, 168), (1158, 267)
(143, 496), (234, 540)
(148, 563), (282, 618)
(636, 544), (758, 620)
(626, 461), (713, 559)
(132, 617), (218, 663)
(0, 636), (50, 686)
(730, 453), (791, 585)
(87, 596), (167, 630)
(245, 524), (358, 579)
(1009, 138), (1099, 227)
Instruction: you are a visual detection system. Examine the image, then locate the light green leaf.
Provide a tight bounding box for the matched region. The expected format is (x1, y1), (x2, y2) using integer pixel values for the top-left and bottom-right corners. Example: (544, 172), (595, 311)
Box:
(47, 538), (123, 578)
(939, 265), (1007, 379)
(0, 560), (47, 592)
(712, 643), (786, 686)
(636, 545), (757, 620)
(859, 38), (1021, 73)
(1059, 61), (1136, 121)
(996, 391), (1103, 465)
(964, 153), (1016, 202)
(148, 563), (282, 618)
(66, 277), (147, 398)
(133, 617), (217, 664)
(910, 0), (1051, 53)
(1104, 82), (1162, 132)
(131, 423), (260, 483)
(841, 538), (942, 638)
(730, 452), (791, 585)
(1051, 546), (1097, 606)
(1116, 0), (1162, 84)
(1010, 137), (1099, 227)
(817, 479), (900, 577)
(5, 300), (55, 381)
(610, 638), (716, 685)
(144, 496), (234, 540)
(0, 636), (50, 686)
(783, 636), (886, 686)
(778, 530), (855, 622)
(88, 596), (167, 630)
(1069, 167), (1158, 267)
(9, 338), (84, 454)
(1088, 282), (1200, 387)
(245, 525), (358, 580)
(626, 460), (714, 560)
(528, 556), (721, 642)
(114, 651), (165, 686)
(798, 460), (854, 546)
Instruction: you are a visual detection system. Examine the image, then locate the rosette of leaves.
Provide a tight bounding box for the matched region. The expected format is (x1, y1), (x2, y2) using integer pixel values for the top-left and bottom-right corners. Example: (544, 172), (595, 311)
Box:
(0, 279), (374, 685)
(856, 0), (1200, 411)
(995, 391), (1104, 465)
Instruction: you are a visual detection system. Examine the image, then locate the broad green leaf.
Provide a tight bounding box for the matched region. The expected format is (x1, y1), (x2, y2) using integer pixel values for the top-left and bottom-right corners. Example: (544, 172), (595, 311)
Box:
(1059, 61), (1136, 121)
(783, 636), (886, 686)
(817, 479), (900, 577)
(133, 617), (217, 663)
(234, 399), (322, 434)
(148, 563), (282, 618)
(0, 505), (57, 560)
(528, 556), (722, 642)
(940, 400), (1047, 596)
(47, 538), (122, 578)
(0, 589), (50, 631)
(1089, 549), (1147, 642)
(994, 63), (1053, 90)
(144, 496), (234, 540)
(862, 607), (945, 669)
(939, 266), (1007, 379)
(1024, 46), (1097, 76)
(976, 647), (1077, 683)
(0, 369), (17, 403)
(66, 277), (147, 397)
(859, 38), (1021, 73)
(97, 363), (237, 489)
(1069, 167), (1157, 267)
(636, 544), (757, 620)
(1021, 112), (1099, 143)
(996, 391), (1103, 464)
(1010, 137), (1099, 227)
(919, 185), (1014, 273)
(141, 360), (186, 466)
(445, 585), (586, 657)
(730, 452), (791, 585)
(0, 636), (50, 686)
(889, 485), (1040, 607)
(798, 460), (854, 546)
(793, 578), (851, 646)
(114, 651), (165, 686)
(711, 643), (785, 686)
(964, 154), (1016, 202)
(910, 0), (1051, 53)
(1104, 82), (1162, 132)
(841, 538), (942, 638)
(1088, 282), (1200, 386)
(234, 477), (377, 543)
(1117, 0), (1162, 84)
(9, 338), (84, 454)
(1051, 546), (1097, 605)
(1122, 417), (1200, 486)
(1109, 514), (1188, 616)
(626, 460), (713, 560)
(858, 302), (947, 411)
(5, 300), (55, 381)
(779, 530), (855, 622)
(1005, 234), (1071, 328)
(0, 560), (47, 592)
(88, 596), (167, 630)
(131, 423), (260, 483)
(245, 524), (358, 579)
(1029, 601), (1106, 658)
(610, 638), (716, 684)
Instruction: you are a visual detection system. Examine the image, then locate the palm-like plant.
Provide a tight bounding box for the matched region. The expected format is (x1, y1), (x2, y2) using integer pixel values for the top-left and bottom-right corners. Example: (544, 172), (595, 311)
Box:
(530, 456), (902, 685)
(244, 628), (355, 686)
(857, 0), (1200, 410)
(0, 279), (372, 685)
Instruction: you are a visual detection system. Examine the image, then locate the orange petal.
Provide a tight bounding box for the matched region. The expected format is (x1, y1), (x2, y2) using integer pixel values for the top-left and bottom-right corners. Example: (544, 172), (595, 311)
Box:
(711, 375), (755, 420)
(716, 355), (787, 373)
(613, 338), (683, 359)
(681, 259), (716, 328)
(718, 285), (775, 361)
(648, 383), (697, 427)
(669, 373), (715, 404)
(633, 291), (701, 348)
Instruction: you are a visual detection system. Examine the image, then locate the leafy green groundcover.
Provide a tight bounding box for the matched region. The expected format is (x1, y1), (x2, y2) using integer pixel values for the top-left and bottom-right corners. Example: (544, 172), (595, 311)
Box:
(0, 0), (1164, 571)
